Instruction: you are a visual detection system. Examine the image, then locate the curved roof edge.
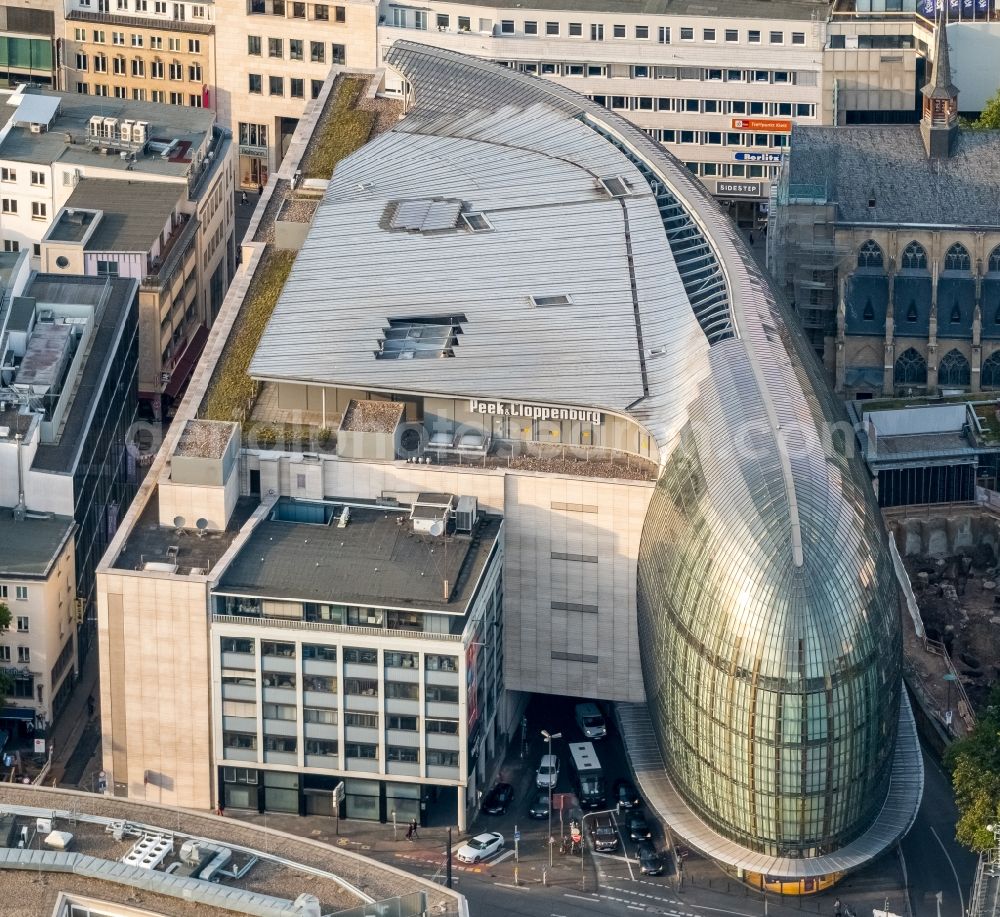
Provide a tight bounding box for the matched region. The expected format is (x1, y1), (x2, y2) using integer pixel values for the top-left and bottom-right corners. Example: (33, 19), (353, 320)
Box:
(617, 691), (924, 878)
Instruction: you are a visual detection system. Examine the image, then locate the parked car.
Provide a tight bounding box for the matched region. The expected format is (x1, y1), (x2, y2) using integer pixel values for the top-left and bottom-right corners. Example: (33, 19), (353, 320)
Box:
(614, 778), (641, 810)
(636, 840), (664, 876)
(626, 810), (652, 841)
(536, 753), (561, 789)
(528, 793), (551, 819)
(481, 783), (514, 815)
(456, 832), (504, 864)
(589, 814), (619, 852)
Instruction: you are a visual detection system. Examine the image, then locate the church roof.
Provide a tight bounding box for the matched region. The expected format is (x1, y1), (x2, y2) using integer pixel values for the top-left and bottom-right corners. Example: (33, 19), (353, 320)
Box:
(787, 124), (1000, 226)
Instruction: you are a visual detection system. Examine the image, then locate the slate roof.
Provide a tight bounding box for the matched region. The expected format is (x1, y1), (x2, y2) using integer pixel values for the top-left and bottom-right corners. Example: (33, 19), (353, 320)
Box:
(787, 124), (1000, 227)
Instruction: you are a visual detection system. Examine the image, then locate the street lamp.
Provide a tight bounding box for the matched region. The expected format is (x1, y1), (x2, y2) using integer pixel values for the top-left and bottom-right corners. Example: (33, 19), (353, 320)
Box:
(541, 729), (562, 867)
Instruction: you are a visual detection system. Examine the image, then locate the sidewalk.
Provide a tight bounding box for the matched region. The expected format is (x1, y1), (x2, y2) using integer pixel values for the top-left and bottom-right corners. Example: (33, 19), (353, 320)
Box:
(48, 644), (100, 786)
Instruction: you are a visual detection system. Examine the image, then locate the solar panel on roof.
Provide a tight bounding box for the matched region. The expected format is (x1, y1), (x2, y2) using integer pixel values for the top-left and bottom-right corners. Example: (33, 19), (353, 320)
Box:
(600, 176), (632, 198)
(389, 198), (461, 232)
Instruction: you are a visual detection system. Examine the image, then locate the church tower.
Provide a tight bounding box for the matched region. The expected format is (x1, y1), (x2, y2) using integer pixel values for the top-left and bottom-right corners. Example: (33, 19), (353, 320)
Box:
(920, 13), (960, 159)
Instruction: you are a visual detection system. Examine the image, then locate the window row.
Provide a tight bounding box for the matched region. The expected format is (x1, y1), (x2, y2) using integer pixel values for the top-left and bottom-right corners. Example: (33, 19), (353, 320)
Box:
(2, 199), (48, 220)
(74, 0), (207, 18)
(222, 638), (457, 672)
(856, 239), (1000, 274)
(0, 170), (46, 186)
(75, 54), (202, 81)
(0, 645), (32, 663)
(647, 127), (790, 148)
(247, 36), (346, 64)
(76, 83), (201, 105)
(72, 28), (201, 52)
(503, 59), (814, 87)
(221, 733), (457, 766)
(680, 161), (781, 179)
(247, 0), (345, 21)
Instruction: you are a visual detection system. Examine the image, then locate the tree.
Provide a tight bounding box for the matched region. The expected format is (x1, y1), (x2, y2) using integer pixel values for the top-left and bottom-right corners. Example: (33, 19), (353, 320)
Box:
(947, 684), (1000, 850)
(965, 86), (1000, 131)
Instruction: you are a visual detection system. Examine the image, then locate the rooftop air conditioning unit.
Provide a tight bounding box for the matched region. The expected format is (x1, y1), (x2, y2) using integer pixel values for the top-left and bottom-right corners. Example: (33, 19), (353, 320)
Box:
(132, 121), (149, 144)
(119, 119), (134, 142)
(88, 115), (103, 138)
(455, 495), (478, 533)
(29, 123), (42, 134)
(103, 117), (118, 138)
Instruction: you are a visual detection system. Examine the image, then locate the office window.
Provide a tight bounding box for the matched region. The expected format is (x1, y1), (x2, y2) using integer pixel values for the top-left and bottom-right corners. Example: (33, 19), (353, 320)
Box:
(113, 31), (124, 44)
(249, 73), (262, 93)
(289, 38), (302, 60)
(173, 2), (184, 18)
(311, 79), (323, 99)
(569, 22), (582, 36)
(332, 43), (345, 64)
(748, 29), (760, 42)
(546, 21), (559, 35)
(192, 4), (206, 15)
(2, 240), (17, 252)
(725, 29), (738, 42)
(155, 0), (166, 10)
(30, 170), (45, 186)
(770, 31), (783, 44)
(335, 5), (345, 21)
(314, 3), (328, 19)
(132, 57), (145, 76)
(97, 259), (119, 277)
(290, 77), (303, 97)
(152, 90), (165, 102)
(391, 7), (404, 26)
(523, 20), (537, 34)
(74, 28), (85, 40)
(94, 54), (107, 72)
(93, 29), (105, 42)
(76, 53), (88, 70)
(31, 202), (46, 221)
(169, 60), (182, 79)
(387, 746), (418, 763)
(16, 616), (28, 633)
(269, 75), (283, 95)
(132, 33), (143, 46)
(248, 35), (261, 55)
(0, 586), (5, 597)
(77, 83), (90, 94)
(704, 28), (715, 41)
(136, 0), (147, 9)
(269, 37), (282, 57)
(168, 37), (180, 50)
(16, 586), (27, 600)
(189, 63), (202, 80)
(591, 23), (603, 40)
(680, 27), (693, 40)
(0, 646), (8, 661)
(113, 56), (125, 74)
(414, 10), (426, 29)
(17, 647), (29, 664)
(189, 39), (200, 52)
(658, 26), (670, 43)
(310, 41), (324, 62)
(292, 1), (305, 16)
(149, 35), (161, 49)
(188, 93), (202, 107)
(500, 19), (514, 33)
(94, 84), (109, 96)
(436, 13), (449, 28)
(635, 25), (648, 39)
(792, 31), (805, 45)
(613, 24), (626, 38)
(151, 59), (164, 78)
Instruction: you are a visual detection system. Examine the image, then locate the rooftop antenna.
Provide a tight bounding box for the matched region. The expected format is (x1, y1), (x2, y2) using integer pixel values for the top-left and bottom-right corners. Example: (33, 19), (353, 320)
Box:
(173, 515), (186, 536)
(195, 517), (208, 538)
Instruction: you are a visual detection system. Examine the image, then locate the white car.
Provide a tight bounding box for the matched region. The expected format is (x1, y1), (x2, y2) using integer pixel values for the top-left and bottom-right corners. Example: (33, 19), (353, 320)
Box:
(456, 832), (504, 864)
(536, 753), (560, 789)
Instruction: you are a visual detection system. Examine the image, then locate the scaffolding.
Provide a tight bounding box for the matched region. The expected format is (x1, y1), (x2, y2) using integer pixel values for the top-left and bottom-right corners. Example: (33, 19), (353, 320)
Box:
(969, 826), (1000, 917)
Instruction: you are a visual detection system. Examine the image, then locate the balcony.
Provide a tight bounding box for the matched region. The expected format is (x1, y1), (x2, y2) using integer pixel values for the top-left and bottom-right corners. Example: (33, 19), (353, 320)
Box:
(142, 213), (199, 289)
(426, 669), (459, 687)
(385, 698), (420, 716)
(427, 764), (461, 781)
(261, 655), (296, 674)
(303, 658), (338, 677)
(306, 753), (341, 769)
(264, 749), (297, 766)
(221, 651), (255, 670)
(222, 747), (258, 763)
(345, 725), (379, 744)
(304, 690), (337, 708)
(343, 694), (378, 713)
(346, 757), (379, 774)
(386, 760), (420, 778)
(263, 718), (296, 737)
(221, 683), (257, 702)
(427, 733), (460, 752)
(222, 715), (257, 732)
(213, 614), (463, 642)
(304, 722), (339, 741)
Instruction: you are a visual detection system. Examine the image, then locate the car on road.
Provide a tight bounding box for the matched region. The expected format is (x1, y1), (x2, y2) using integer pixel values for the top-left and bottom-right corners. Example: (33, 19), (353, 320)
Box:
(528, 792), (551, 819)
(456, 832), (505, 864)
(589, 813), (619, 852)
(480, 783), (514, 815)
(614, 778), (641, 810)
(536, 753), (561, 789)
(575, 702), (607, 740)
(636, 840), (664, 876)
(626, 810), (652, 841)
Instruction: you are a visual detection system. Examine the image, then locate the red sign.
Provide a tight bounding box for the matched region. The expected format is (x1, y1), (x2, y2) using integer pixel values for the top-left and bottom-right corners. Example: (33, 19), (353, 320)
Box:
(731, 118), (792, 133)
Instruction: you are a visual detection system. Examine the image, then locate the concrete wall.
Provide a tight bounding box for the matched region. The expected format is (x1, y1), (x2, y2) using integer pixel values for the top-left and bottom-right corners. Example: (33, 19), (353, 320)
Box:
(98, 570), (214, 807)
(949, 22), (1000, 113)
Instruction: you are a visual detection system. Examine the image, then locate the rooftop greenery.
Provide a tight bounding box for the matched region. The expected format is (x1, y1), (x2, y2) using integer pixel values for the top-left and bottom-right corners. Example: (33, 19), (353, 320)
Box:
(200, 248), (295, 423)
(301, 76), (376, 180)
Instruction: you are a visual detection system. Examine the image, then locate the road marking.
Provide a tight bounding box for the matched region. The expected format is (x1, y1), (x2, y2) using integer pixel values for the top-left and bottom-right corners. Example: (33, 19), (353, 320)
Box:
(604, 885), (758, 917)
(495, 881), (530, 890)
(492, 850), (515, 865)
(565, 893), (601, 902)
(627, 907), (646, 912)
(930, 824), (966, 916)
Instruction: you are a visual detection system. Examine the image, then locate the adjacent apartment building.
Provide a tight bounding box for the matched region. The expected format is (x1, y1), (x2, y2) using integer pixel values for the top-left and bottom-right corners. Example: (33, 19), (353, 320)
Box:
(97, 47), (920, 891)
(0, 85), (236, 415)
(0, 0), (58, 90)
(0, 254), (139, 735)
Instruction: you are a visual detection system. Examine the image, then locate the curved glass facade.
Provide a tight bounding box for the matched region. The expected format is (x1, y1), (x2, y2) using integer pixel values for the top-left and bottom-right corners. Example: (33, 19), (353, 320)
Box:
(636, 329), (902, 859)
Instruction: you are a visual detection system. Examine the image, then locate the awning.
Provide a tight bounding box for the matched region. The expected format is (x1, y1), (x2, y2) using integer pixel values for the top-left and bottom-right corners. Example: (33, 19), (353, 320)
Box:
(0, 707), (35, 721)
(163, 324), (209, 400)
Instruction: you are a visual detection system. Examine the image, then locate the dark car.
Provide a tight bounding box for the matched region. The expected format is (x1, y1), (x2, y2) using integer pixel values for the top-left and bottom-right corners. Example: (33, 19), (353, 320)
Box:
(589, 814), (619, 852)
(626, 810), (652, 841)
(614, 778), (641, 810)
(528, 793), (550, 819)
(636, 840), (664, 876)
(481, 782), (515, 815)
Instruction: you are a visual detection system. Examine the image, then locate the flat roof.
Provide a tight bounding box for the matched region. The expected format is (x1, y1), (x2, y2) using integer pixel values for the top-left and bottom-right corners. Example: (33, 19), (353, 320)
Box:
(0, 508), (74, 578)
(45, 208), (98, 244)
(788, 124), (1000, 227)
(61, 179), (181, 252)
(174, 419), (236, 459)
(0, 88), (214, 178)
(215, 498), (501, 613)
(424, 0), (831, 19)
(27, 274), (138, 474)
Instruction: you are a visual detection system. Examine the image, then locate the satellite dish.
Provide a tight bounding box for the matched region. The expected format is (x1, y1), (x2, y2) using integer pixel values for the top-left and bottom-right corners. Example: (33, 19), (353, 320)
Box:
(429, 520), (445, 537)
(173, 516), (186, 530)
(195, 518), (208, 537)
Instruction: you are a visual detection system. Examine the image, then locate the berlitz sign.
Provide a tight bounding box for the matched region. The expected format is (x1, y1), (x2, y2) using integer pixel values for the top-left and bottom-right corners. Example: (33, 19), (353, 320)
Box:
(469, 399), (603, 425)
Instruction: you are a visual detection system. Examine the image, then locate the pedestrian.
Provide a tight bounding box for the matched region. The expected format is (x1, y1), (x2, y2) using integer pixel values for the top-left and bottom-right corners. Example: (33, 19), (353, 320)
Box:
(749, 230), (754, 245)
(834, 898), (842, 917)
(410, 818), (419, 839)
(241, 190), (248, 206)
(215, 803), (225, 817)
(405, 822), (414, 841)
(87, 695), (95, 718)
(257, 182), (264, 197)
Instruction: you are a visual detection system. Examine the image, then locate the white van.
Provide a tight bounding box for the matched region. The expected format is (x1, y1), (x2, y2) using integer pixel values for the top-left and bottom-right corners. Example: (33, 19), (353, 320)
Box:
(575, 702), (607, 740)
